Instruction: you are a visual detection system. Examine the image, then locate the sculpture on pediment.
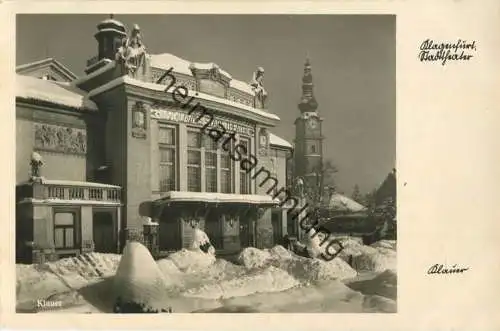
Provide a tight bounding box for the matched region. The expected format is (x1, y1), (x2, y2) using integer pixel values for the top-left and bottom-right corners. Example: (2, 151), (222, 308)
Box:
(116, 24), (147, 77)
(250, 67), (268, 107)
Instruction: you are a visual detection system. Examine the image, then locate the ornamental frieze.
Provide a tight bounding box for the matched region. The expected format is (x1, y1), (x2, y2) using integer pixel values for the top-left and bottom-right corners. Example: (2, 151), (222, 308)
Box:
(34, 123), (87, 155)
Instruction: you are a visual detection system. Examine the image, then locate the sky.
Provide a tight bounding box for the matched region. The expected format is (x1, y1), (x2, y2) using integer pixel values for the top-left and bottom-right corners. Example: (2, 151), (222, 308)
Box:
(16, 14), (395, 194)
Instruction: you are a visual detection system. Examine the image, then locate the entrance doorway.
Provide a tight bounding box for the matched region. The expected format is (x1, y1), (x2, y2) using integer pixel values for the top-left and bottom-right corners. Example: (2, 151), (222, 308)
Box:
(159, 219), (181, 251)
(271, 210), (283, 246)
(93, 210), (115, 253)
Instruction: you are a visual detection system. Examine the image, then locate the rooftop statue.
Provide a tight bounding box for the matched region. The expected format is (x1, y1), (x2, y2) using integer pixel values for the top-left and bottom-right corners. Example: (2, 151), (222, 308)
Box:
(116, 24), (147, 77)
(250, 67), (268, 107)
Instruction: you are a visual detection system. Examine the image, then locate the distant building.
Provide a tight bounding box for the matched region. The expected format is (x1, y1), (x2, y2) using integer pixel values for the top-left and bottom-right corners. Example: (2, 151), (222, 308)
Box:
(293, 58), (324, 191)
(15, 16), (293, 263)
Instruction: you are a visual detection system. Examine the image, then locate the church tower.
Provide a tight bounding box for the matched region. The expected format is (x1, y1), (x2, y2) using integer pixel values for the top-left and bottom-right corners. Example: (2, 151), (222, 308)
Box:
(294, 58), (324, 191)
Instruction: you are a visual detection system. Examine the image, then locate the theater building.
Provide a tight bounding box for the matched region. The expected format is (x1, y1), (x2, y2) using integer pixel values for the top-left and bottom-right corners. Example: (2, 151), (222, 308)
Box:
(15, 17), (293, 262)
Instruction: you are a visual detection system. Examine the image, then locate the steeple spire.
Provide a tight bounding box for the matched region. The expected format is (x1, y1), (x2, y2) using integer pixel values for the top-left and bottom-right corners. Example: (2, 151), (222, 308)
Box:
(298, 57), (318, 113)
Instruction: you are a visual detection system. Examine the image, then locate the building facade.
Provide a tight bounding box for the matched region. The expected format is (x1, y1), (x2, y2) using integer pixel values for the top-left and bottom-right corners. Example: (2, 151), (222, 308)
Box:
(15, 17), (293, 262)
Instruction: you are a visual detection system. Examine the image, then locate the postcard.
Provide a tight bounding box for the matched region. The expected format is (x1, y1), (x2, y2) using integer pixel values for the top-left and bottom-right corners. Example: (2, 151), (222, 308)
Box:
(1, 1), (499, 330)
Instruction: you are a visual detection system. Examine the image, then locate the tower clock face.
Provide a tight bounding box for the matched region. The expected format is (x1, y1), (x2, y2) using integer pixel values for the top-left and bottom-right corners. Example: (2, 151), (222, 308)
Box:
(307, 118), (318, 129)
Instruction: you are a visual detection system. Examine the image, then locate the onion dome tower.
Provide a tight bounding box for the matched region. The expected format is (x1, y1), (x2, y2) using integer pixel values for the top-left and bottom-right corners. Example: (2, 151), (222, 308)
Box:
(298, 58), (319, 113)
(95, 14), (127, 62)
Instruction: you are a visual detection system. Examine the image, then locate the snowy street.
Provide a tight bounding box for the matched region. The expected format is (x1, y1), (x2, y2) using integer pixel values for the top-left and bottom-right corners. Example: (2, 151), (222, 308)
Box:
(16, 238), (396, 313)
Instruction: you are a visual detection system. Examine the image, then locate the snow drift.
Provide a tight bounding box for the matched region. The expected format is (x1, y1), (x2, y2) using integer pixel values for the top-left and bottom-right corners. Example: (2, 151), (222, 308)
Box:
(237, 245), (357, 281)
(167, 248), (216, 272)
(113, 242), (172, 312)
(16, 252), (120, 304)
(182, 266), (300, 299)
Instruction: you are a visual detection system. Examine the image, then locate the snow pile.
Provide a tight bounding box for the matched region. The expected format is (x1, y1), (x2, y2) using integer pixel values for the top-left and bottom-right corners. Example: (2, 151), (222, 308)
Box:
(371, 240), (397, 251)
(167, 248), (216, 272)
(190, 228), (216, 256)
(182, 266), (299, 300)
(304, 228), (325, 258)
(268, 245), (294, 260)
(350, 269), (397, 300)
(200, 259), (246, 282)
(282, 256), (357, 282)
(156, 258), (182, 276)
(238, 245), (357, 282)
(113, 242), (172, 311)
(237, 247), (272, 270)
(337, 239), (379, 262)
(351, 248), (397, 273)
(16, 253), (121, 303)
(16, 264), (71, 304)
(362, 295), (397, 313)
(46, 253), (120, 286)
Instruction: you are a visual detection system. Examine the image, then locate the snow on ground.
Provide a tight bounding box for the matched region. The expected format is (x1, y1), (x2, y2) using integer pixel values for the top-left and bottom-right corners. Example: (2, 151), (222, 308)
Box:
(113, 242), (174, 311)
(182, 266), (299, 300)
(16, 252), (120, 306)
(167, 248), (216, 272)
(16, 238), (397, 313)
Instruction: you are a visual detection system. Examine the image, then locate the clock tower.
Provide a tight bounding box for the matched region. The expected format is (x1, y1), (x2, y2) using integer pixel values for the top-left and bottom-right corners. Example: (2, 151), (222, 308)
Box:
(294, 58), (324, 191)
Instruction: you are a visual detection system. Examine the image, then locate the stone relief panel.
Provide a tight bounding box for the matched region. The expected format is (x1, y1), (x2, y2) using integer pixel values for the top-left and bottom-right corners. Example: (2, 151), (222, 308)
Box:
(34, 123), (87, 155)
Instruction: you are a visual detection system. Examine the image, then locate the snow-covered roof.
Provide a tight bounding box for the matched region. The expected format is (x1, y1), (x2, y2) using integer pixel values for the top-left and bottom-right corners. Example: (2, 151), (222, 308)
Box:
(18, 198), (122, 206)
(99, 18), (125, 28)
(323, 193), (366, 212)
(16, 74), (98, 111)
(155, 191), (279, 205)
(16, 58), (78, 81)
(87, 75), (280, 122)
(150, 53), (255, 95)
(17, 179), (121, 189)
(269, 133), (293, 149)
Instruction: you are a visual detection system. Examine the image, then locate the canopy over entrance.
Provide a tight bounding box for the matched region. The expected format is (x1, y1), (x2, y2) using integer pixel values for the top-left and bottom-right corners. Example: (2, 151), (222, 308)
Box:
(153, 191), (279, 207)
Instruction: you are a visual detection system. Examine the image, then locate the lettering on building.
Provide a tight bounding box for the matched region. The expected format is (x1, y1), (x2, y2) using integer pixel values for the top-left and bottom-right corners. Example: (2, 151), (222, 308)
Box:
(150, 108), (255, 136)
(34, 123), (87, 155)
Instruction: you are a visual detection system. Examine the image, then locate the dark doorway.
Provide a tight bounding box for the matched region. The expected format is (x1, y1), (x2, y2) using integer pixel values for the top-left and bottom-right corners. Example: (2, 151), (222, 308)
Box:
(93, 211), (115, 253)
(158, 215), (182, 251)
(271, 210), (282, 246)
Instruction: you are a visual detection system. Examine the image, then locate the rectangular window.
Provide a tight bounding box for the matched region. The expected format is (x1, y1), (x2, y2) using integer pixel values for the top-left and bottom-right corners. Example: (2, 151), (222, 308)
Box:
(205, 138), (217, 193)
(220, 137), (233, 194)
(54, 211), (77, 249)
(239, 137), (251, 194)
(159, 126), (177, 192)
(187, 130), (202, 192)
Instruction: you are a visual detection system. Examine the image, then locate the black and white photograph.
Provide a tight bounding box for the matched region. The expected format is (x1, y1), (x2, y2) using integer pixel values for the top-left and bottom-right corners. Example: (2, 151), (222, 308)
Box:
(15, 14), (396, 314)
